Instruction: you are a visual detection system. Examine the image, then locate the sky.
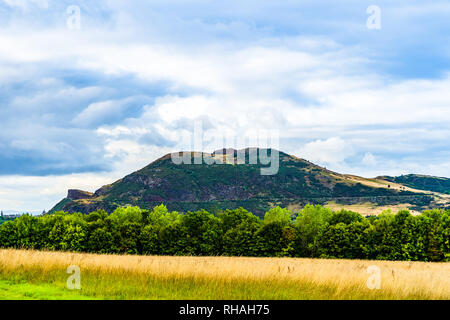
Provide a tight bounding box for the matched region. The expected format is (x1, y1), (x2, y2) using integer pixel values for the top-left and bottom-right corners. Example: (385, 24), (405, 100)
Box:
(0, 0), (450, 213)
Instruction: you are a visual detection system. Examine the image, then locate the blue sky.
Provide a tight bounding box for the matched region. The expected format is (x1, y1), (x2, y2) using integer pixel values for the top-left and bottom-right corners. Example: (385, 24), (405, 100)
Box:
(0, 0), (450, 212)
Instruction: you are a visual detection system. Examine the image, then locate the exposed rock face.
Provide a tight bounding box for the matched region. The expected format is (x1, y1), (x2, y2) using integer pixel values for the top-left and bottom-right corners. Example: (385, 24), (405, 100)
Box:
(67, 189), (94, 201)
(94, 184), (114, 197)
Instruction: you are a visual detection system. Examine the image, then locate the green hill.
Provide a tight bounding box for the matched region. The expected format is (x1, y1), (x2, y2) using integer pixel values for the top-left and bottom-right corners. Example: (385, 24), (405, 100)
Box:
(50, 148), (438, 216)
(379, 174), (450, 195)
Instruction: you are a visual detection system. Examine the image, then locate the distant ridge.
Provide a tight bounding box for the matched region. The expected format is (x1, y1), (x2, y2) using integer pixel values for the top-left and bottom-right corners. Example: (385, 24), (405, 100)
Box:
(378, 174), (450, 195)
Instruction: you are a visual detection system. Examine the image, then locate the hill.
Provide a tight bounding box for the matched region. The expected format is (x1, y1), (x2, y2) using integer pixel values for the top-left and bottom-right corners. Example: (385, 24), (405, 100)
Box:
(378, 174), (450, 195)
(50, 148), (447, 216)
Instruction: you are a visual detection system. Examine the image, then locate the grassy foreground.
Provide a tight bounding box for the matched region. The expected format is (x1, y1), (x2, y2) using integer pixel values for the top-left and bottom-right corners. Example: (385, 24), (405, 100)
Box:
(0, 249), (449, 300)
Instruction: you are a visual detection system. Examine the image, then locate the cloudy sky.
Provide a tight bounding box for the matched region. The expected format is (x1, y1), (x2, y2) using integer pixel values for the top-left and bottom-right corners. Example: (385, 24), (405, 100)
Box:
(1, 0), (450, 212)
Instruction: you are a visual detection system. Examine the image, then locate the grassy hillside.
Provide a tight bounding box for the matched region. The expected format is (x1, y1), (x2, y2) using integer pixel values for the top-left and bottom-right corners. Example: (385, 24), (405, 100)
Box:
(380, 174), (450, 195)
(0, 249), (448, 300)
(51, 149), (436, 216)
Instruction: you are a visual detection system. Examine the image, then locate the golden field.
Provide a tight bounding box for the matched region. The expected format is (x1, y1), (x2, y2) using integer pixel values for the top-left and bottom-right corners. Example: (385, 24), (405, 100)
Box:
(0, 249), (449, 300)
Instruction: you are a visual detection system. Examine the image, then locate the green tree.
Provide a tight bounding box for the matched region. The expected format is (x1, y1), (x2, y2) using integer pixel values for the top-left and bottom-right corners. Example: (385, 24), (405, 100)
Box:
(222, 214), (262, 256)
(141, 205), (181, 254)
(294, 205), (332, 257)
(263, 206), (292, 225)
(0, 204), (447, 262)
(218, 208), (258, 232)
(181, 210), (222, 255)
(46, 213), (87, 252)
(110, 206), (143, 224)
(85, 211), (115, 253)
(256, 221), (295, 257)
(329, 209), (363, 225)
(13, 214), (40, 249)
(321, 221), (370, 259)
(0, 221), (19, 248)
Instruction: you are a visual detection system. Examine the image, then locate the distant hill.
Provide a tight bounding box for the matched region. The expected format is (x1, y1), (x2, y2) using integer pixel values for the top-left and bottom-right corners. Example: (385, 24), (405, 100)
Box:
(0, 210), (41, 216)
(50, 148), (447, 216)
(378, 174), (450, 195)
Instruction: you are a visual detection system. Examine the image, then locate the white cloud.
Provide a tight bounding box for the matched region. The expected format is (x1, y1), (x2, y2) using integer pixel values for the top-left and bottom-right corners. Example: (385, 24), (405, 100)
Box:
(0, 173), (112, 212)
(298, 137), (354, 166)
(97, 126), (149, 138)
(1, 0), (48, 10)
(101, 139), (172, 176)
(72, 98), (138, 126)
(362, 152), (377, 167)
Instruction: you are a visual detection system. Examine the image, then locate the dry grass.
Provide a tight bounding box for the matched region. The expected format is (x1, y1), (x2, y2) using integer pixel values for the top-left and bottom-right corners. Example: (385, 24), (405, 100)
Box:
(324, 201), (423, 216)
(0, 249), (449, 300)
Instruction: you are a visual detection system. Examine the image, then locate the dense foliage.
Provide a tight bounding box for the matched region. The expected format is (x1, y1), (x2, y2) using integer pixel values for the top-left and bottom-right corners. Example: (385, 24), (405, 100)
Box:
(0, 205), (448, 261)
(0, 216), (14, 226)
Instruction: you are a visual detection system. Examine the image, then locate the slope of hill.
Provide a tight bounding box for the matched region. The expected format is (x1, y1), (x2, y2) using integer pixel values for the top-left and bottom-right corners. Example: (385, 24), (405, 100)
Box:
(50, 148), (445, 216)
(378, 174), (450, 195)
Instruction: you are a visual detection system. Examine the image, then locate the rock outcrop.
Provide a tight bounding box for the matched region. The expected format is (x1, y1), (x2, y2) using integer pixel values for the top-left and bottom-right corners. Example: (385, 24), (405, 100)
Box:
(67, 189), (94, 201)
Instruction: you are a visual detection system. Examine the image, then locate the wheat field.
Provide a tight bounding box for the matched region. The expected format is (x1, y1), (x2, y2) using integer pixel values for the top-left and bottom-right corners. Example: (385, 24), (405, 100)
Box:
(0, 249), (449, 300)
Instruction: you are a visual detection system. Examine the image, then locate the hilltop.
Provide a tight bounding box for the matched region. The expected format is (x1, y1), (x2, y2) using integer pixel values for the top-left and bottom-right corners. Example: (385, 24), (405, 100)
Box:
(50, 148), (449, 216)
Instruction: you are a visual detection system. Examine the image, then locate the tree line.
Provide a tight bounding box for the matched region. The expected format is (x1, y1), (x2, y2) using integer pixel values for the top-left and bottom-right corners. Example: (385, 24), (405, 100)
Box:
(0, 205), (448, 262)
